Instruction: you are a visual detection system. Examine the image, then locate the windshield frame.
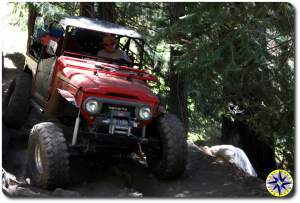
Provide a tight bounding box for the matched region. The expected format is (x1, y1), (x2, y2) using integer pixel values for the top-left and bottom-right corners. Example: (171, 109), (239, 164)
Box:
(60, 25), (146, 68)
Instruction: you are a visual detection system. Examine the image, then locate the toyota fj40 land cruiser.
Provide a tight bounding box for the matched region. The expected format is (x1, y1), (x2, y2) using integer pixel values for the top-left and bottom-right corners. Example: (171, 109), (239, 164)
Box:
(3, 16), (187, 189)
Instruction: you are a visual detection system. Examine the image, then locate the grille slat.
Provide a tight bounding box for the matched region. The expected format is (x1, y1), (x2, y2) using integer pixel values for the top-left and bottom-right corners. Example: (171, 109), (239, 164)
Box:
(101, 103), (136, 118)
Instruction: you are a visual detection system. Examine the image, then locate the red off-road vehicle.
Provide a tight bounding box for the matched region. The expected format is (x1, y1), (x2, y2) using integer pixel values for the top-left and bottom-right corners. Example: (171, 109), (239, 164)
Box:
(3, 17), (187, 189)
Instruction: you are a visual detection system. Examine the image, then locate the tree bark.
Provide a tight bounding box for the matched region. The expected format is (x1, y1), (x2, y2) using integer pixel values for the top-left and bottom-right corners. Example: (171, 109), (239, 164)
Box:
(27, 3), (38, 51)
(96, 2), (116, 22)
(168, 70), (189, 130)
(167, 3), (189, 131)
(80, 2), (95, 17)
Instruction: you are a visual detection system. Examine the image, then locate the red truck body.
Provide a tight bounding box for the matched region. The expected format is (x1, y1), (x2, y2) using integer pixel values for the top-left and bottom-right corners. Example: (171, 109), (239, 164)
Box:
(7, 16), (187, 189)
(48, 54), (160, 126)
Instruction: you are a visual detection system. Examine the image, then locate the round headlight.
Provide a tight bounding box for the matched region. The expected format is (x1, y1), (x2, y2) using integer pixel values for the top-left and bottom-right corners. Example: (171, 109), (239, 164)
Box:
(138, 106), (152, 120)
(85, 99), (101, 115)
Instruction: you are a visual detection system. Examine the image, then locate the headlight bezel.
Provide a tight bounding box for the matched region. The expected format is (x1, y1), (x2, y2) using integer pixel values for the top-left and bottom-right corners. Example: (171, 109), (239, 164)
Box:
(83, 99), (102, 115)
(137, 106), (152, 121)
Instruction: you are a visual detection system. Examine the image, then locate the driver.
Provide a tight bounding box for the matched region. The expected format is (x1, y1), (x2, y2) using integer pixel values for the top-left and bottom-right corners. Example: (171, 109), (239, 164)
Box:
(97, 34), (132, 63)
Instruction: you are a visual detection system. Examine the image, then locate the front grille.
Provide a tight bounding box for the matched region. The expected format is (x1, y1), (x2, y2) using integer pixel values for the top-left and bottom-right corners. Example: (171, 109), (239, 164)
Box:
(101, 103), (136, 118)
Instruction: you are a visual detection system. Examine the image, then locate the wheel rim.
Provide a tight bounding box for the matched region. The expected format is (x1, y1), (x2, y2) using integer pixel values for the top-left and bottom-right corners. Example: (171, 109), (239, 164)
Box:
(34, 144), (43, 174)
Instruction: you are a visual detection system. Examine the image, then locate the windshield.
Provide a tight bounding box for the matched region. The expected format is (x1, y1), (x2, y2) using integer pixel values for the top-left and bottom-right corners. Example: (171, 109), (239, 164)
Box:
(63, 26), (145, 68)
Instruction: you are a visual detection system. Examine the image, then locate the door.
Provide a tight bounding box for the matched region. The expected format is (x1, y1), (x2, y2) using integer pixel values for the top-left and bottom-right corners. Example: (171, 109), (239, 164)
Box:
(34, 52), (56, 102)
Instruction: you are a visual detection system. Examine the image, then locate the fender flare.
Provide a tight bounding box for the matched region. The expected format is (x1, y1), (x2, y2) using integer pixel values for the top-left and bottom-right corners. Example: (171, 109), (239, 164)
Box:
(56, 88), (78, 107)
(45, 88), (79, 117)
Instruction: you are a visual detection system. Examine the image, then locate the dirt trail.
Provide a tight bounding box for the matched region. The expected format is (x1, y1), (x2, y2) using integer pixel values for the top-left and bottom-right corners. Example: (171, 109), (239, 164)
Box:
(2, 53), (270, 198)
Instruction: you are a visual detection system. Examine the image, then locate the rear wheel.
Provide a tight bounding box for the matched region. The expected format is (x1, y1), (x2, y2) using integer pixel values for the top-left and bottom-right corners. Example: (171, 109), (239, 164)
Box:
(28, 122), (70, 189)
(146, 114), (187, 179)
(3, 72), (32, 129)
(2, 125), (10, 156)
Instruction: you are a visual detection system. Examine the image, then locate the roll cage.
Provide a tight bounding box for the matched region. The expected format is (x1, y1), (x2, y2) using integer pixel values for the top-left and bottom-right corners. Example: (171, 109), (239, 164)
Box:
(61, 25), (146, 67)
(29, 16), (149, 68)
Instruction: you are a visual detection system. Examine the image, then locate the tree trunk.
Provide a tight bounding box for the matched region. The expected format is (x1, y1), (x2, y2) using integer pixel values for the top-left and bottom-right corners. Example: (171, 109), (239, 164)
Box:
(167, 3), (189, 131)
(27, 3), (38, 51)
(80, 2), (95, 17)
(96, 2), (116, 22)
(168, 70), (189, 130)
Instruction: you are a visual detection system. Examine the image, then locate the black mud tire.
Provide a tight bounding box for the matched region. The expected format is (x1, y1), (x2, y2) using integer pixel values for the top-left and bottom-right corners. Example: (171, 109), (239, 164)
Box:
(28, 122), (70, 189)
(2, 124), (10, 156)
(146, 114), (187, 179)
(3, 72), (32, 129)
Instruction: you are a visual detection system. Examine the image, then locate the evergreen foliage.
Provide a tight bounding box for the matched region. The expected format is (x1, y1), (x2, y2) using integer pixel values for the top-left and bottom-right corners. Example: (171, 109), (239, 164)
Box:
(118, 3), (294, 172)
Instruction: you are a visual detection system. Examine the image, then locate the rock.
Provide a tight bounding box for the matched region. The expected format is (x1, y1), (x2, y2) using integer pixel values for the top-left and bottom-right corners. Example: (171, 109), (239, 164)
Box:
(175, 193), (186, 198)
(129, 191), (143, 198)
(25, 178), (30, 185)
(2, 168), (24, 188)
(208, 145), (258, 177)
(3, 185), (48, 197)
(117, 188), (143, 198)
(52, 188), (81, 197)
(5, 52), (26, 70)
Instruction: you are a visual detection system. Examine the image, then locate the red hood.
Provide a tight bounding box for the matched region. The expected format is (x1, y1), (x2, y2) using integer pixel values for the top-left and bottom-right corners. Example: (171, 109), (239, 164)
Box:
(57, 57), (159, 104)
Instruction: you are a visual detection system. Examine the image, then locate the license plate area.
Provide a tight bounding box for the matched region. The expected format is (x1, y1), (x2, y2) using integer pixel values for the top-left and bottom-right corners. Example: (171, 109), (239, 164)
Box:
(96, 110), (138, 136)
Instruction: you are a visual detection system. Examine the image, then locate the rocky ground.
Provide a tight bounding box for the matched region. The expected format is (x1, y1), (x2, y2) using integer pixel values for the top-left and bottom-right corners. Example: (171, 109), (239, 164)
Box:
(1, 52), (272, 198)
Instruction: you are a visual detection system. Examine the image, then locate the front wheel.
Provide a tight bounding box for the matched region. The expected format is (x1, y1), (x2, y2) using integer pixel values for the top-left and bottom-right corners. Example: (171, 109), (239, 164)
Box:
(146, 114), (187, 179)
(28, 122), (70, 189)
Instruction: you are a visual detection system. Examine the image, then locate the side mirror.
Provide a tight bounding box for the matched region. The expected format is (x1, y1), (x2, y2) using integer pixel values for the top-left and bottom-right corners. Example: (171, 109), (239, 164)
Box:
(46, 40), (58, 56)
(153, 61), (162, 73)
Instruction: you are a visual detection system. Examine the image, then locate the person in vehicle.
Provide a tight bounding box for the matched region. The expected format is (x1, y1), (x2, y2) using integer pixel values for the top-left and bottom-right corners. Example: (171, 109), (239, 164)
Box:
(97, 34), (132, 63)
